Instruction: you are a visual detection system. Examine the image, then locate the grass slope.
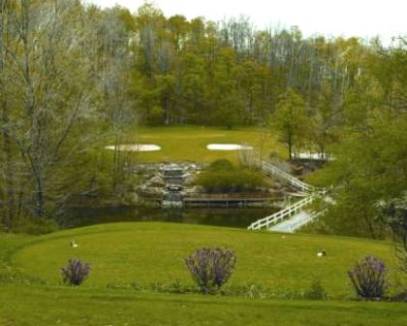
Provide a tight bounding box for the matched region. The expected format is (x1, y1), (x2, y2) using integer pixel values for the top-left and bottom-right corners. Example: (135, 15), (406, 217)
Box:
(113, 126), (284, 162)
(1, 222), (406, 325)
(11, 223), (400, 296)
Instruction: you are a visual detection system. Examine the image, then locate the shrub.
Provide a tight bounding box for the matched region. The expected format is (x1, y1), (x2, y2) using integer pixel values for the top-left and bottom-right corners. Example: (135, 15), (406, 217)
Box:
(207, 159), (235, 172)
(348, 256), (387, 299)
(196, 160), (265, 193)
(61, 259), (91, 286)
(11, 217), (58, 235)
(185, 247), (236, 294)
(304, 279), (328, 300)
(391, 290), (407, 302)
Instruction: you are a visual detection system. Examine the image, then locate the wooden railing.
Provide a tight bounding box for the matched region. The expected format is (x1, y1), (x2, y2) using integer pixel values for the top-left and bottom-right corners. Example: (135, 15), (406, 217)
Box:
(248, 195), (316, 230)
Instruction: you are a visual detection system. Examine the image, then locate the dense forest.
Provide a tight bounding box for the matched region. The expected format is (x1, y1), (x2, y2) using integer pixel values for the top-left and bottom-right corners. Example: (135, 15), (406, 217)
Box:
(0, 0), (406, 238)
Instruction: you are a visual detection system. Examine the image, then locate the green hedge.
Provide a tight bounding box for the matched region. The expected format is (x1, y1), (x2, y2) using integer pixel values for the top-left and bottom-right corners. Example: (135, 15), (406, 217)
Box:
(196, 160), (265, 193)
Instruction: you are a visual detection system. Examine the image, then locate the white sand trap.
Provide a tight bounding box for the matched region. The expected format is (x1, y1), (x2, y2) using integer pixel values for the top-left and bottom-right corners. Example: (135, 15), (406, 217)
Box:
(207, 144), (253, 151)
(105, 144), (161, 152)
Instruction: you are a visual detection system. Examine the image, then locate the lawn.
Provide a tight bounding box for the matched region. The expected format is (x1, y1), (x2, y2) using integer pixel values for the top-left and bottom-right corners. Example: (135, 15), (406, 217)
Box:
(1, 285), (406, 325)
(1, 222), (406, 325)
(10, 223), (403, 296)
(107, 125), (285, 163)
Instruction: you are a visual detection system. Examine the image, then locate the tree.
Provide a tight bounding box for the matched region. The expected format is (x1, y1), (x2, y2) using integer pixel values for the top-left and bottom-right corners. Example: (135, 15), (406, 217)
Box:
(0, 0), (17, 230)
(0, 0), (132, 227)
(381, 193), (407, 272)
(310, 112), (407, 238)
(270, 89), (310, 159)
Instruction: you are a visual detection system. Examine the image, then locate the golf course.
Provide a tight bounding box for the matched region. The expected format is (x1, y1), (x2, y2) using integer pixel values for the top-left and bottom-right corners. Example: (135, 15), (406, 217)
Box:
(1, 222), (406, 325)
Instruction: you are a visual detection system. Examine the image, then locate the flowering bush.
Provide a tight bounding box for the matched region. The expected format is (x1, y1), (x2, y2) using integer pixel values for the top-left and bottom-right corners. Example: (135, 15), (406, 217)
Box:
(61, 259), (91, 286)
(348, 256), (387, 299)
(185, 247), (236, 294)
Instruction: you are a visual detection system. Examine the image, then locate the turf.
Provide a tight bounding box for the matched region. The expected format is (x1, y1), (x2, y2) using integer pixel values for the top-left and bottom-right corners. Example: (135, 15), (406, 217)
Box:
(2, 222), (407, 325)
(1, 285), (407, 325)
(112, 125), (284, 163)
(11, 223), (402, 297)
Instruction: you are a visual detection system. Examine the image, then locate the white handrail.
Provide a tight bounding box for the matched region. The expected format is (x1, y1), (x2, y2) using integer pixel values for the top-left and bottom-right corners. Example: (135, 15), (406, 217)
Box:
(243, 155), (324, 232)
(281, 210), (325, 232)
(261, 161), (315, 193)
(248, 195), (316, 230)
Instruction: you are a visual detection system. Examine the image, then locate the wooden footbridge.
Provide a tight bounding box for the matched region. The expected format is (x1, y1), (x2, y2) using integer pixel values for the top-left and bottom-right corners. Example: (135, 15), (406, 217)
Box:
(247, 159), (325, 233)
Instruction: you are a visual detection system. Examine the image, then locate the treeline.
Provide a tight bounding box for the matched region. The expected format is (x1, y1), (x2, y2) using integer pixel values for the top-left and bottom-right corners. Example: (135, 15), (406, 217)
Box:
(121, 3), (365, 127)
(0, 1), (406, 236)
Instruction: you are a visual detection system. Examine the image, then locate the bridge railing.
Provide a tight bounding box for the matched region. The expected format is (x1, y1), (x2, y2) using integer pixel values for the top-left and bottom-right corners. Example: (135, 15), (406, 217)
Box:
(248, 195), (316, 230)
(261, 161), (316, 193)
(279, 210), (325, 232)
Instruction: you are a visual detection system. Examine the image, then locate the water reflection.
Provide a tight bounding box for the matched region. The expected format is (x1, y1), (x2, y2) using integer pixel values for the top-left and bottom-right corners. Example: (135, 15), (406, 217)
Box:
(62, 206), (276, 229)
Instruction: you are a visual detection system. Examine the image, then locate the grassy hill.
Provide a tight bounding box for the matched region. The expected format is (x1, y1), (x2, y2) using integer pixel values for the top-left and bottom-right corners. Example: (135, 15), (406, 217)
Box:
(110, 126), (285, 163)
(1, 222), (406, 325)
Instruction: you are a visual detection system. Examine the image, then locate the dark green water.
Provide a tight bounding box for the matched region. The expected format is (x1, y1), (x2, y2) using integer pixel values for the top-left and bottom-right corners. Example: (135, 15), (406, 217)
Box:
(62, 206), (275, 229)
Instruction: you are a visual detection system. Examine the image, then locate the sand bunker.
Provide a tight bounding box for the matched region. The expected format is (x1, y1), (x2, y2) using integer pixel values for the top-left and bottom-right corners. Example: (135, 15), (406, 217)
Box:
(207, 144), (253, 151)
(105, 144), (161, 152)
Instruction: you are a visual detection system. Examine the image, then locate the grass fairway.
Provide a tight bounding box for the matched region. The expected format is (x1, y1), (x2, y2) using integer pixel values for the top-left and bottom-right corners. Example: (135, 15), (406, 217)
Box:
(1, 223), (407, 325)
(114, 126), (284, 162)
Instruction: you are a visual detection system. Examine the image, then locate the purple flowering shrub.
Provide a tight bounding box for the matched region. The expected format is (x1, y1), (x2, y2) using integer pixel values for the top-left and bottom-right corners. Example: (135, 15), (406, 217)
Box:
(348, 256), (387, 299)
(185, 247), (236, 294)
(61, 259), (91, 286)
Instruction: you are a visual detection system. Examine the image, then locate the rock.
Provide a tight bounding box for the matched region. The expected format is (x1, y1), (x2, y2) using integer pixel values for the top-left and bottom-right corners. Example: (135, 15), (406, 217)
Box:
(149, 175), (165, 187)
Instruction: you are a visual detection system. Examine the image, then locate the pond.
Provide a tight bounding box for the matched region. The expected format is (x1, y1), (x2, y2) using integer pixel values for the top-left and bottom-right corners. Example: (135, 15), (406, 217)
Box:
(61, 206), (276, 229)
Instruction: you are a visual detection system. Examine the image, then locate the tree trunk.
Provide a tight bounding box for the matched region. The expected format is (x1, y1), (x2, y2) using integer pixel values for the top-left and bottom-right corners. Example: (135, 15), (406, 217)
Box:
(288, 132), (293, 160)
(0, 0), (16, 229)
(1, 102), (16, 229)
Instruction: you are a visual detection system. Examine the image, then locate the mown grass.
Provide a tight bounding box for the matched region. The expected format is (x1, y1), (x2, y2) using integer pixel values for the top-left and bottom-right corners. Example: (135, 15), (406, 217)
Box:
(108, 125), (284, 163)
(1, 284), (407, 325)
(2, 223), (407, 325)
(11, 223), (403, 297)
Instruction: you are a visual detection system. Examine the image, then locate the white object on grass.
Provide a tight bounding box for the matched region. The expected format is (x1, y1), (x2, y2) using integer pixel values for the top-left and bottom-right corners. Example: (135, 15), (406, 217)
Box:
(207, 144), (253, 151)
(105, 144), (161, 152)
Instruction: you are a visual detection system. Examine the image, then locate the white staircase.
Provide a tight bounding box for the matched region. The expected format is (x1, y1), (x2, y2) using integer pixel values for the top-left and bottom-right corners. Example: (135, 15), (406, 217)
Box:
(261, 161), (316, 193)
(270, 211), (321, 233)
(247, 160), (324, 232)
(248, 195), (317, 231)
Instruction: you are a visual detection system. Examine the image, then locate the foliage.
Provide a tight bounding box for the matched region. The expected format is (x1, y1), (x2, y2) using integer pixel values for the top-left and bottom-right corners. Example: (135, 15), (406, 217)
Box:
(10, 217), (59, 235)
(380, 193), (407, 273)
(0, 1), (137, 228)
(304, 279), (328, 300)
(270, 89), (311, 160)
(195, 160), (266, 193)
(2, 1), (406, 236)
(309, 112), (407, 238)
(348, 256), (388, 299)
(61, 259), (91, 286)
(185, 247), (236, 293)
(207, 159), (235, 172)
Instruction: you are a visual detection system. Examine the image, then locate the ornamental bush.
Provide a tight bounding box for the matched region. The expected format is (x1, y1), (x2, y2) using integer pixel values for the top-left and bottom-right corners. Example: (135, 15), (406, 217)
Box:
(61, 259), (91, 286)
(348, 256), (387, 299)
(185, 247), (236, 294)
(196, 160), (265, 193)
